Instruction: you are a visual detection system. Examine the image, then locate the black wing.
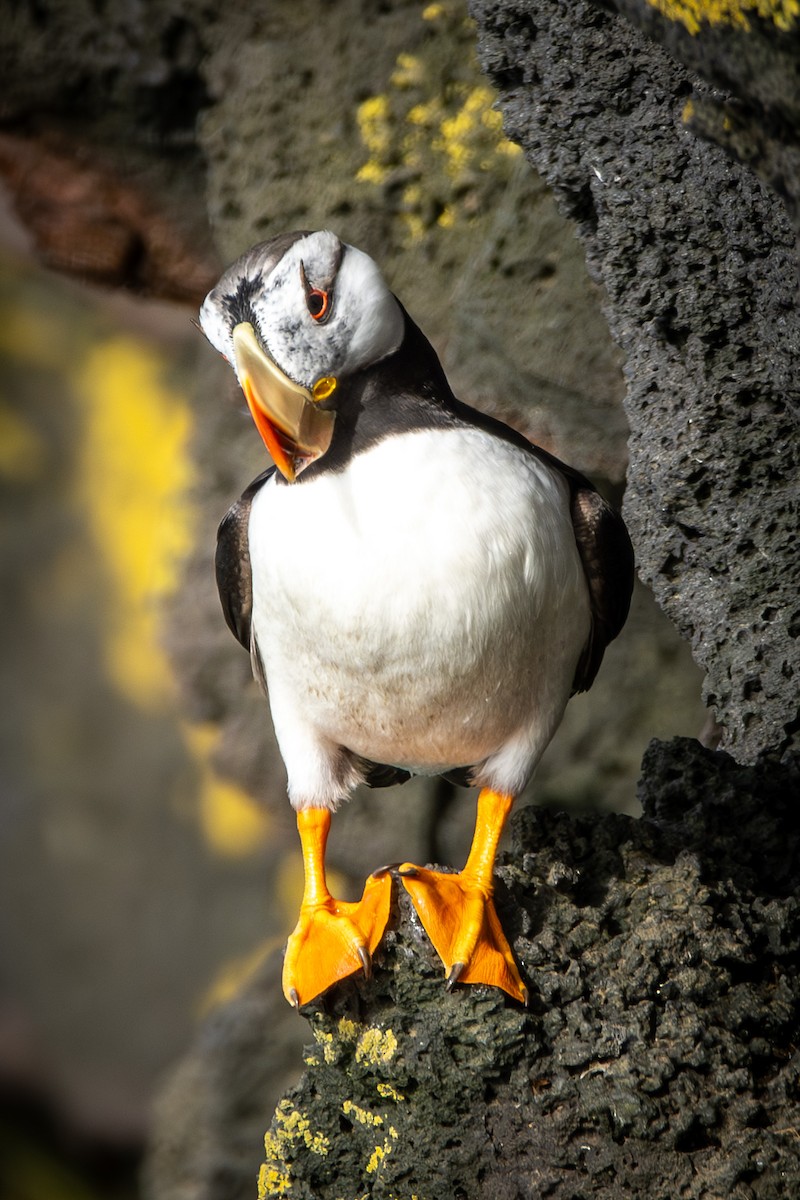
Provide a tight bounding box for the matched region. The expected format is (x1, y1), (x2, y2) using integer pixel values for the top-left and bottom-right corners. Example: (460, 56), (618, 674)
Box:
(566, 481), (635, 693)
(215, 468), (275, 651)
(356, 757), (412, 789)
(520, 439), (635, 694)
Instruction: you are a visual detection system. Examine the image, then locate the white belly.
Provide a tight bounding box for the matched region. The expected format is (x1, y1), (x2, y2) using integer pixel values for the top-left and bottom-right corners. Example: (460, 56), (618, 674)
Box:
(248, 427), (590, 805)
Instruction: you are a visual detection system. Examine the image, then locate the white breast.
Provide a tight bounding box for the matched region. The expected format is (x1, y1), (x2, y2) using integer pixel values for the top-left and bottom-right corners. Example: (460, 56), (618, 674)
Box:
(248, 427), (590, 808)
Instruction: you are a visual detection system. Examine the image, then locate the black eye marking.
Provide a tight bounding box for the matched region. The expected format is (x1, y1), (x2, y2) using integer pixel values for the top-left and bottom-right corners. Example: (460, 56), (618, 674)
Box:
(299, 260), (333, 324)
(221, 274), (262, 326)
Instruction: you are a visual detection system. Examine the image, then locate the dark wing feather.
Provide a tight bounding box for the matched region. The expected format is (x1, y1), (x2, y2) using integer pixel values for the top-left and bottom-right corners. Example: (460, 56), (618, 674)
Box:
(568, 484), (635, 693)
(515, 437), (634, 693)
(356, 758), (412, 788)
(215, 468), (275, 651)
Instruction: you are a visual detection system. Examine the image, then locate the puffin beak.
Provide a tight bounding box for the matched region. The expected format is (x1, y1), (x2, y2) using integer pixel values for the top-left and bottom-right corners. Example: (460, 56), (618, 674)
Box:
(231, 322), (336, 482)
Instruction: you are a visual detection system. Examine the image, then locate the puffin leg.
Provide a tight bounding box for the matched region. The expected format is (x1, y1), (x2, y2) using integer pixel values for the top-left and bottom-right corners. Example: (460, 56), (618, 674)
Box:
(282, 807), (393, 1008)
(399, 787), (527, 1004)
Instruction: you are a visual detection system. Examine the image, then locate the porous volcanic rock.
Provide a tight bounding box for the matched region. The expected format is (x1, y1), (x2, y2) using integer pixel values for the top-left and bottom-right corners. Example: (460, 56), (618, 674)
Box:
(471, 0), (799, 764)
(146, 739), (800, 1199)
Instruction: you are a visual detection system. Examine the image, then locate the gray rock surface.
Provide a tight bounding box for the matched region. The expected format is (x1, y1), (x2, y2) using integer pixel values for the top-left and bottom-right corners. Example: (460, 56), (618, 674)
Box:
(471, 0), (799, 764)
(145, 739), (800, 1199)
(609, 0), (800, 229)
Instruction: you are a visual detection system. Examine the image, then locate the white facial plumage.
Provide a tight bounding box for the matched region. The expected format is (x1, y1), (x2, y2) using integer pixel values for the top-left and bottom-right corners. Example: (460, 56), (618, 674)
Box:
(199, 231), (405, 389)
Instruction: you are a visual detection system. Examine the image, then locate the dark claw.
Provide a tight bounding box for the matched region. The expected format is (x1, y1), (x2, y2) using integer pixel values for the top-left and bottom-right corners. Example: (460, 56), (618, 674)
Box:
(371, 862), (401, 878)
(522, 986), (531, 1010)
(357, 944), (372, 979)
(446, 962), (465, 991)
(398, 865), (420, 878)
(289, 988), (300, 1009)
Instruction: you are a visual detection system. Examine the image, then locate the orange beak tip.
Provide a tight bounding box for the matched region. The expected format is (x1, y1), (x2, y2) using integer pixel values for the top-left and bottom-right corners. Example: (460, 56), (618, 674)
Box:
(242, 375), (297, 482)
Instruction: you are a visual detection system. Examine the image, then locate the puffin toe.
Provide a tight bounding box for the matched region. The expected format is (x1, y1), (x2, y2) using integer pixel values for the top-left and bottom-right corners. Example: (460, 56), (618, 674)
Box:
(399, 863), (527, 1004)
(282, 870), (393, 1007)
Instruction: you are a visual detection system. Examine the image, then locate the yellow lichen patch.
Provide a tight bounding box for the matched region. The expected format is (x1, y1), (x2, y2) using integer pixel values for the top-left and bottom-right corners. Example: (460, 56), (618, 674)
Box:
(435, 85), (520, 179)
(376, 1081), (405, 1103)
(258, 1161), (291, 1198)
(264, 1100), (331, 1170)
(365, 1127), (399, 1176)
(355, 1026), (398, 1066)
(366, 1143), (388, 1174)
(354, 16), (522, 243)
(406, 99), (441, 130)
(182, 721), (270, 857)
(76, 336), (195, 711)
(342, 1099), (383, 1128)
(355, 159), (388, 186)
(303, 1128), (329, 1156)
(494, 138), (523, 159)
(391, 52), (426, 89)
(0, 404), (48, 482)
(313, 1027), (337, 1065)
(646, 0), (798, 33)
(338, 1016), (359, 1042)
(355, 95), (393, 184)
(200, 772), (270, 856)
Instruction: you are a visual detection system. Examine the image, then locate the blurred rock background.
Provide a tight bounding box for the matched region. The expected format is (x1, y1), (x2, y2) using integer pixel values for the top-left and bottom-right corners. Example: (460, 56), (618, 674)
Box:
(0, 2), (708, 1197)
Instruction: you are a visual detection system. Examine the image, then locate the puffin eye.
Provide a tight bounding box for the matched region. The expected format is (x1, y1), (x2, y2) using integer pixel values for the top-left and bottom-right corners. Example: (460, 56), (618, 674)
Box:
(306, 288), (331, 322)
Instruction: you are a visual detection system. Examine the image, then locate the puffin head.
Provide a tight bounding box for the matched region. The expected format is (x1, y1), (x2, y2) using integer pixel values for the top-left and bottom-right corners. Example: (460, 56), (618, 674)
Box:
(199, 230), (405, 481)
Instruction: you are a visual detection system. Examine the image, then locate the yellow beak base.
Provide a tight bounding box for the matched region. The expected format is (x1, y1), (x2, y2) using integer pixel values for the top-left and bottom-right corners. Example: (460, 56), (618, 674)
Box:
(232, 322), (335, 480)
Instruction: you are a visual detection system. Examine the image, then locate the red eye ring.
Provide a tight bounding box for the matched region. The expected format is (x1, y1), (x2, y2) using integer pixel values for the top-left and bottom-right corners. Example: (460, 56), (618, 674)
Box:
(307, 288), (330, 322)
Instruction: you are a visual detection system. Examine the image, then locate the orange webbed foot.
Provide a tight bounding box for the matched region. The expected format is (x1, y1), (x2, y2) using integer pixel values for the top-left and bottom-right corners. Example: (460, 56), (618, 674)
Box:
(399, 863), (527, 1004)
(282, 869), (393, 1008)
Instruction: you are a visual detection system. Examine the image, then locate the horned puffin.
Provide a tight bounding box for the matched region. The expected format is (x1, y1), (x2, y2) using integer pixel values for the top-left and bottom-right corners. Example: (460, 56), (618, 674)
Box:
(199, 230), (634, 1008)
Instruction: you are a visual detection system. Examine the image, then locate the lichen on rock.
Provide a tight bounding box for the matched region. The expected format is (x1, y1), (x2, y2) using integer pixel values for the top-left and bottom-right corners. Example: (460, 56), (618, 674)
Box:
(254, 739), (800, 1198)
